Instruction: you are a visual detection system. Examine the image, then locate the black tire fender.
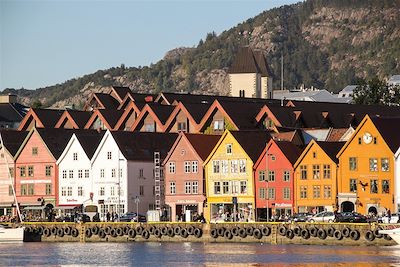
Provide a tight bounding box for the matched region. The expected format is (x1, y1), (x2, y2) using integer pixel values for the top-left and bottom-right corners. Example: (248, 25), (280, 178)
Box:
(217, 227), (225, 237)
(261, 226), (271, 236)
(334, 229), (343, 240)
(128, 228), (136, 239)
(91, 226), (99, 235)
(154, 228), (162, 238)
(104, 226), (112, 235)
(98, 229), (106, 239)
(85, 228), (92, 238)
(180, 228), (188, 238)
(317, 229), (327, 240)
(286, 229), (294, 239)
(167, 227), (175, 237)
(309, 227), (318, 237)
(293, 226), (301, 236)
(231, 227), (239, 236)
(365, 230), (375, 241)
(374, 227), (383, 238)
(301, 229), (310, 239)
(173, 226), (181, 235)
(278, 225), (287, 236)
(350, 229), (360, 241)
(71, 228), (79, 237)
(342, 227), (351, 238)
(239, 228), (247, 238)
(135, 226), (144, 235)
(224, 229), (233, 240)
(142, 229), (150, 239)
(254, 228), (263, 239)
(194, 228), (202, 238)
(43, 227), (51, 237)
(327, 227), (335, 237)
(210, 228), (218, 238)
(245, 226), (254, 236)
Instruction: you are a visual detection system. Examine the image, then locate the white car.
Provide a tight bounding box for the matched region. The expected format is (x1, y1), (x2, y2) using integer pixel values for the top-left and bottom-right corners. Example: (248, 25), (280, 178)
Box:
(308, 211), (335, 223)
(380, 213), (400, 224)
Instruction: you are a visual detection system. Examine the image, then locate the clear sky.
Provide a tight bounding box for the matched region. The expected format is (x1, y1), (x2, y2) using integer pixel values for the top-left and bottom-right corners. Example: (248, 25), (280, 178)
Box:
(0, 0), (300, 90)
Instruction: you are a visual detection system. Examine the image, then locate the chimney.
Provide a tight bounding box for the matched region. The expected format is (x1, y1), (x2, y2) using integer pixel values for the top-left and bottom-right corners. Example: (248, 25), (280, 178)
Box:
(145, 96), (153, 102)
(0, 94), (17, 104)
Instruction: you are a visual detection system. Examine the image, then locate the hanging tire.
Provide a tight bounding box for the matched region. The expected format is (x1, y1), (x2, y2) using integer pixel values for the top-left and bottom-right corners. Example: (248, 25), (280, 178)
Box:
(334, 230), (343, 240)
(154, 228), (162, 238)
(36, 226), (44, 235)
(148, 226), (155, 235)
(254, 228), (263, 239)
(98, 229), (106, 239)
(217, 227), (225, 237)
(317, 229), (327, 240)
(104, 226), (112, 235)
(135, 226), (144, 235)
(194, 228), (202, 238)
(210, 228), (218, 238)
(161, 226), (168, 236)
(261, 226), (271, 236)
(278, 226), (287, 236)
(128, 228), (136, 239)
(286, 229), (294, 239)
(239, 228), (247, 238)
(342, 227), (351, 238)
(180, 228), (189, 238)
(123, 226), (130, 236)
(231, 227), (239, 236)
(365, 230), (375, 241)
(374, 227), (383, 238)
(57, 228), (65, 237)
(64, 226), (71, 235)
(246, 226), (254, 236)
(293, 226), (301, 237)
(167, 227), (175, 237)
(301, 229), (310, 239)
(43, 227), (51, 237)
(350, 230), (360, 241)
(116, 227), (124, 236)
(309, 227), (318, 237)
(71, 228), (79, 237)
(51, 227), (58, 236)
(224, 229), (233, 240)
(85, 228), (92, 238)
(91, 226), (99, 235)
(142, 229), (150, 239)
(110, 228), (117, 237)
(173, 226), (181, 235)
(24, 226), (31, 234)
(327, 227), (335, 237)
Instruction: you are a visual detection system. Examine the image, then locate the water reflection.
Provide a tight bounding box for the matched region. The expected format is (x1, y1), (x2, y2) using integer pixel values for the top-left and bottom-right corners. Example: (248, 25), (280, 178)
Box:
(1, 242), (400, 266)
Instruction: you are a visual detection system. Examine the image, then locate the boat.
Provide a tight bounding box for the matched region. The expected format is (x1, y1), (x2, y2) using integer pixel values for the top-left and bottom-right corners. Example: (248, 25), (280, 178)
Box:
(0, 132), (25, 242)
(379, 228), (400, 244)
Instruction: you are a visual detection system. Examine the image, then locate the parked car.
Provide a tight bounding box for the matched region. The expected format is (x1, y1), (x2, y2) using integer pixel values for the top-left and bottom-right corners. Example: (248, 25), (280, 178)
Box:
(119, 212), (147, 222)
(307, 211), (336, 223)
(379, 213), (400, 224)
(335, 212), (367, 223)
(287, 212), (313, 223)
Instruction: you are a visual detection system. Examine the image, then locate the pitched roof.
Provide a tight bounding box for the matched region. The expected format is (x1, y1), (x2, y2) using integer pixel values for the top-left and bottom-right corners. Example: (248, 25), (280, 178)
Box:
(66, 110), (93, 128)
(94, 93), (120, 110)
(230, 130), (272, 162)
(184, 133), (221, 161)
(316, 141), (345, 164)
(275, 141), (304, 165)
(0, 130), (29, 156)
(74, 130), (105, 159)
(228, 47), (272, 76)
(32, 108), (64, 128)
(219, 100), (266, 129)
(0, 103), (27, 123)
(147, 103), (175, 124)
(111, 131), (178, 161)
(326, 128), (351, 142)
(36, 128), (76, 160)
(181, 103), (211, 124)
(370, 116), (400, 154)
(97, 109), (125, 129)
(111, 86), (132, 102)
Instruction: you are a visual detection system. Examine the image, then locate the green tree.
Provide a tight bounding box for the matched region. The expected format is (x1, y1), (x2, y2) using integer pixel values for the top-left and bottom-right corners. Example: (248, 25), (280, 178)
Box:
(353, 77), (400, 106)
(31, 100), (43, 108)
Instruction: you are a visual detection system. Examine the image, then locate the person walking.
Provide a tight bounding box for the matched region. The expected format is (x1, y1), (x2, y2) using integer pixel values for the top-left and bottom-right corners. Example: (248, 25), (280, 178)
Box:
(106, 211), (111, 222)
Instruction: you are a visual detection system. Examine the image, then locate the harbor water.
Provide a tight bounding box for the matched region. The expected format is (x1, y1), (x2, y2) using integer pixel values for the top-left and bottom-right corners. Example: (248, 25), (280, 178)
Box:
(1, 242), (400, 266)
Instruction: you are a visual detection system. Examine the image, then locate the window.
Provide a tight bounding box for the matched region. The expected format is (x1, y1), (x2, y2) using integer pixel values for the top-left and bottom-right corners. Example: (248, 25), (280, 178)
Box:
(100, 187), (105, 196)
(323, 165), (331, 179)
(213, 160), (220, 173)
(268, 170), (275, 182)
(239, 159), (246, 173)
(312, 165), (320, 179)
(78, 170), (83, 179)
(349, 157), (357, 171)
(100, 169), (105, 178)
(222, 181), (230, 194)
(69, 170), (74, 179)
(73, 153), (78, 161)
(20, 166), (26, 177)
(226, 144), (232, 154)
(184, 161), (191, 173)
(370, 179), (378, 194)
(213, 120), (224, 130)
(85, 170), (89, 178)
(192, 161), (198, 173)
(45, 165), (51, 176)
(119, 168), (123, 178)
(382, 180), (390, 194)
(259, 188), (266, 199)
(300, 186), (307, 199)
(21, 184), (27, 195)
(78, 187), (83, 196)
(358, 137), (362, 144)
(268, 188), (275, 199)
(192, 181), (198, 194)
(111, 187), (115, 196)
(259, 170), (265, 181)
(8, 185), (13, 196)
(62, 170), (67, 179)
(32, 147), (38, 156)
(300, 165), (307, 180)
(231, 181), (240, 194)
(373, 137), (377, 144)
(144, 123), (155, 132)
(45, 184), (52, 195)
(240, 181), (247, 194)
(313, 186), (320, 198)
(170, 182), (176, 195)
(283, 171), (290, 182)
(230, 160), (238, 173)
(107, 152), (112, 160)
(350, 179), (357, 192)
(312, 152), (317, 158)
(139, 186), (144, 196)
(112, 169), (116, 178)
(28, 166), (34, 177)
(381, 158), (389, 172)
(139, 169), (143, 178)
(177, 122), (187, 132)
(214, 182), (221, 194)
(283, 188), (290, 200)
(67, 186), (72, 196)
(28, 184), (34, 195)
(369, 158), (378, 172)
(169, 162), (176, 173)
(185, 182), (191, 194)
(61, 187), (66, 196)
(324, 185), (331, 198)
(221, 160), (228, 174)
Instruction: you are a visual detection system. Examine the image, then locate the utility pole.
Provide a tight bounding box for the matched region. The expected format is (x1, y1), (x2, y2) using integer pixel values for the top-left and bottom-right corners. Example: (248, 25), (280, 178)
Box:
(281, 54), (284, 91)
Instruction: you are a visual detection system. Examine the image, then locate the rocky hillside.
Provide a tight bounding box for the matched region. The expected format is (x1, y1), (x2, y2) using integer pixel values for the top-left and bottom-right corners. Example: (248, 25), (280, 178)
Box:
(2, 0), (399, 108)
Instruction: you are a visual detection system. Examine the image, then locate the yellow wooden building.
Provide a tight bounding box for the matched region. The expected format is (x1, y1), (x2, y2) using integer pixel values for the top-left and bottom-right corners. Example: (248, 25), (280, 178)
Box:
(293, 140), (344, 214)
(203, 130), (270, 223)
(336, 115), (398, 215)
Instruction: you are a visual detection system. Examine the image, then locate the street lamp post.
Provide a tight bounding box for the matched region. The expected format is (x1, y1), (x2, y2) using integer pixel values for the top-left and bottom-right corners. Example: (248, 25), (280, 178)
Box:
(134, 196), (140, 221)
(266, 153), (273, 222)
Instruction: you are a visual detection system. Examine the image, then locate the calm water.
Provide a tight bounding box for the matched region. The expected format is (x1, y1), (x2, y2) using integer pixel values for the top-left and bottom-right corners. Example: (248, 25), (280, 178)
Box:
(1, 242), (400, 266)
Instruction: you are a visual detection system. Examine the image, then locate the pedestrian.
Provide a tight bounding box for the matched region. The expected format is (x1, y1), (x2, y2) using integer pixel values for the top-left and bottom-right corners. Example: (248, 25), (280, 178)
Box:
(388, 209), (392, 222)
(106, 211), (111, 222)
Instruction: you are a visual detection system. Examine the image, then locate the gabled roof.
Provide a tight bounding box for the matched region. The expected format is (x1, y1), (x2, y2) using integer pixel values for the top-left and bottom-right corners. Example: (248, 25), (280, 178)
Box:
(326, 128), (353, 142)
(184, 133), (221, 161)
(130, 103), (175, 131)
(370, 116), (400, 154)
(228, 47), (272, 77)
(180, 102), (211, 124)
(84, 109), (124, 130)
(18, 108), (64, 130)
(74, 130), (105, 159)
(0, 130), (29, 157)
(219, 100), (265, 130)
(114, 101), (143, 130)
(230, 130), (272, 162)
(275, 141), (305, 165)
(295, 139), (344, 168)
(55, 110), (92, 129)
(0, 103), (27, 123)
(110, 86), (132, 103)
(84, 92), (120, 110)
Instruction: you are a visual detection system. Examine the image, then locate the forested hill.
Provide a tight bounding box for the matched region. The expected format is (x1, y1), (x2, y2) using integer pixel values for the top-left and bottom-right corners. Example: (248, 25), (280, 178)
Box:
(3, 0), (400, 108)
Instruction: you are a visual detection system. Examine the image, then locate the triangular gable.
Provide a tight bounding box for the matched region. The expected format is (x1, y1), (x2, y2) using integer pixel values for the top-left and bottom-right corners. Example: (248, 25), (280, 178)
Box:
(162, 132), (184, 165)
(129, 104), (165, 132)
(110, 86), (131, 103)
(83, 93), (105, 111)
(55, 111), (79, 129)
(154, 92), (171, 105)
(253, 146), (267, 171)
(56, 134), (79, 164)
(255, 105), (282, 130)
(14, 127), (55, 161)
(114, 101), (142, 130)
(84, 110), (113, 130)
(90, 130), (126, 164)
(17, 109), (44, 131)
(163, 102), (200, 133)
(293, 140), (337, 169)
(198, 100), (238, 132)
(117, 94), (135, 110)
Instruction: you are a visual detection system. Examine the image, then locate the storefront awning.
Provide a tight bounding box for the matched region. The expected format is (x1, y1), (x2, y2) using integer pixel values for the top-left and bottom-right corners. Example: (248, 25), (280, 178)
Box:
(54, 205), (81, 210)
(23, 206), (45, 210)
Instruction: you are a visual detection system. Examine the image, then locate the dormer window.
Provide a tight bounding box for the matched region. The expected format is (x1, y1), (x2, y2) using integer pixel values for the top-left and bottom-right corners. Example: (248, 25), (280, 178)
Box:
(213, 120), (224, 130)
(177, 122), (187, 132)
